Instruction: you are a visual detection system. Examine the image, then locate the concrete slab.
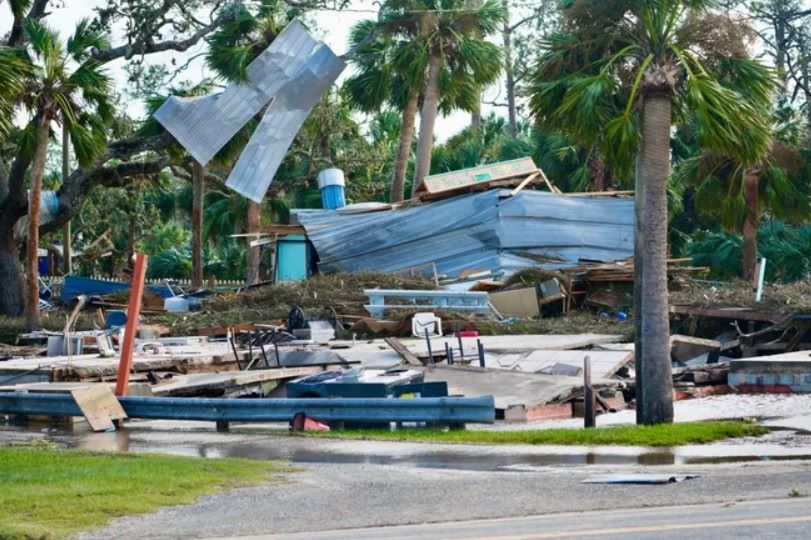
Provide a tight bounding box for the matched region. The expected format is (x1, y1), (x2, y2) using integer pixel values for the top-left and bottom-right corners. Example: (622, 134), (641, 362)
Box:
(729, 351), (811, 393)
(502, 349), (633, 379)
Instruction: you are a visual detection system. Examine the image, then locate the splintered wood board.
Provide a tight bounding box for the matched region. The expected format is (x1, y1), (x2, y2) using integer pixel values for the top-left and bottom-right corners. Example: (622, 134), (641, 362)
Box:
(71, 385), (127, 431)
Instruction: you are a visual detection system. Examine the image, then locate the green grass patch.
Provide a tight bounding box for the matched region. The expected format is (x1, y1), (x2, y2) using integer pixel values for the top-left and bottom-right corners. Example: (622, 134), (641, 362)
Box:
(0, 443), (292, 539)
(285, 421), (767, 447)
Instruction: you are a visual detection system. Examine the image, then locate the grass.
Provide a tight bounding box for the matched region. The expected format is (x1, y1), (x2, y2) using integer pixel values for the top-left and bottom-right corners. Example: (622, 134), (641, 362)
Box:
(284, 421), (767, 447)
(0, 442), (292, 539)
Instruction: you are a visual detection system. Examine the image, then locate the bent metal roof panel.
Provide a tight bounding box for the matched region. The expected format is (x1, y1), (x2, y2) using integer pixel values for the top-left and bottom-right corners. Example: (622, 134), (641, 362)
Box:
(293, 189), (634, 279)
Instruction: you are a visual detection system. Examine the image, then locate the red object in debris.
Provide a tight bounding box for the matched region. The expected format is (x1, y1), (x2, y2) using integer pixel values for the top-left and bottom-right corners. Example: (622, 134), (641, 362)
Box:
(290, 413), (330, 431)
(304, 417), (330, 431)
(458, 330), (479, 337)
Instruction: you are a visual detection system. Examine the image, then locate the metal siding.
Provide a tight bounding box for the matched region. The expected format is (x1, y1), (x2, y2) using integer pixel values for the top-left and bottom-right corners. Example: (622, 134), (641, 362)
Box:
(153, 21), (320, 166)
(226, 44), (346, 202)
(294, 189), (635, 279)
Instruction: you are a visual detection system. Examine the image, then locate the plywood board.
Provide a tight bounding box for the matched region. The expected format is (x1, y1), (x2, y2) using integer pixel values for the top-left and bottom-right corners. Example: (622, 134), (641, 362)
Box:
(416, 157), (538, 195)
(150, 367), (321, 396)
(71, 385), (127, 431)
(488, 287), (540, 318)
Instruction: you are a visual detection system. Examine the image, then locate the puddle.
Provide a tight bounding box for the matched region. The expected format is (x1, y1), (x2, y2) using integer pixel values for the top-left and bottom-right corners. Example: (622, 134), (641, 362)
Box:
(3, 420), (811, 471)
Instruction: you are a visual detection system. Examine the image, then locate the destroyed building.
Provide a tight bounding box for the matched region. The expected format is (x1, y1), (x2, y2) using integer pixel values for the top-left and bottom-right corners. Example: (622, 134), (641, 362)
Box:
(292, 184), (635, 284)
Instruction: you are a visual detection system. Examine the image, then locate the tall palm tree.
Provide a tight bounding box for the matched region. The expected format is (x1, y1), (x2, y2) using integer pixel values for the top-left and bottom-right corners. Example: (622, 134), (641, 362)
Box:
(379, 0), (506, 196)
(15, 18), (112, 329)
(530, 1), (775, 424)
(343, 20), (422, 203)
(680, 140), (810, 282)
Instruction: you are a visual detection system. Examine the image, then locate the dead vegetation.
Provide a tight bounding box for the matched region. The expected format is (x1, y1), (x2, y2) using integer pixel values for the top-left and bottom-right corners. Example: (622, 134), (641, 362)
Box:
(670, 279), (811, 313)
(146, 272), (437, 335)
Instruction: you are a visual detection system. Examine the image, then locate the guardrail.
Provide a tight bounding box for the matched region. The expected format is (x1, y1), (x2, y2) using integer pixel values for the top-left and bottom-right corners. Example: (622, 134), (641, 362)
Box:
(0, 394), (496, 425)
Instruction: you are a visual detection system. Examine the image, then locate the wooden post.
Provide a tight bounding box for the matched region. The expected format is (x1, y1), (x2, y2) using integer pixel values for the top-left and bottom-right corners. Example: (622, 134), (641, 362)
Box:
(115, 253), (148, 399)
(584, 355), (595, 428)
(246, 201), (261, 286)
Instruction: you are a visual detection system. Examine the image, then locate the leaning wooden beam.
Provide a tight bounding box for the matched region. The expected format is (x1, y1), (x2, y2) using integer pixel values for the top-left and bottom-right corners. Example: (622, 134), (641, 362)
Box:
(509, 171), (541, 197)
(115, 253), (148, 397)
(384, 337), (423, 366)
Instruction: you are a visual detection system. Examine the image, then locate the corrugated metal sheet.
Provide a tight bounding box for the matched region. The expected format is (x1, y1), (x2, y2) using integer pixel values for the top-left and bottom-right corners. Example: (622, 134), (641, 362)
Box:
(226, 44), (345, 202)
(293, 189), (634, 279)
(154, 21), (320, 166)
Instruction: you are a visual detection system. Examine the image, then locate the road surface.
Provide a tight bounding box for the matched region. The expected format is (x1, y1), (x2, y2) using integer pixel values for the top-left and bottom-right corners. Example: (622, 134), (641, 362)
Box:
(264, 498), (811, 540)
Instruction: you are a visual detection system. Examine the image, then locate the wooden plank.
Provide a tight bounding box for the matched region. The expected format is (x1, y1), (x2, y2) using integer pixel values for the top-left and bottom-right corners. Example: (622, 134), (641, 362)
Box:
(116, 253), (148, 398)
(71, 385), (127, 431)
(150, 367), (321, 396)
(509, 171), (541, 197)
(258, 225), (306, 235)
(670, 305), (783, 322)
(536, 167), (561, 194)
(384, 337), (423, 366)
(416, 157), (538, 195)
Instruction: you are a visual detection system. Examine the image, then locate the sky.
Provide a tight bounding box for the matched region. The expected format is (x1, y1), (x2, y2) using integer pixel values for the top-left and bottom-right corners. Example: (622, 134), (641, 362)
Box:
(0, 0), (477, 141)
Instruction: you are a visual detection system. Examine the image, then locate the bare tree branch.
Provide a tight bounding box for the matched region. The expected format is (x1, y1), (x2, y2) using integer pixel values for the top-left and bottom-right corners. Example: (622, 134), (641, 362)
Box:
(7, 0), (52, 46)
(91, 10), (236, 63)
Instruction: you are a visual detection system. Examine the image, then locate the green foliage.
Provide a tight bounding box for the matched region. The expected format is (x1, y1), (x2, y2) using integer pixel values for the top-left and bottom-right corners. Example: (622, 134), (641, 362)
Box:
(529, 1), (777, 180)
(0, 444), (290, 538)
(690, 220), (811, 282)
(15, 18), (114, 168)
(147, 248), (192, 279)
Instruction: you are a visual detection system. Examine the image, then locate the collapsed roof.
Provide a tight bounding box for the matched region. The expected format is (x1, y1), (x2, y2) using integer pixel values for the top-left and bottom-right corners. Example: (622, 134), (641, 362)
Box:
(293, 188), (634, 280)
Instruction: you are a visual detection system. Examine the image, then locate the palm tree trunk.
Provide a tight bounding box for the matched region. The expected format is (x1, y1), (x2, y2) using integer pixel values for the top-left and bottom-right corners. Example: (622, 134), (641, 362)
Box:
(61, 123), (72, 275)
(246, 200), (261, 286)
(587, 152), (606, 192)
(636, 91), (674, 425)
(742, 165), (761, 284)
(0, 222), (24, 317)
(391, 90), (419, 203)
(471, 95), (482, 128)
(411, 48), (443, 197)
(25, 114), (49, 331)
(191, 160), (204, 288)
(502, 1), (517, 138)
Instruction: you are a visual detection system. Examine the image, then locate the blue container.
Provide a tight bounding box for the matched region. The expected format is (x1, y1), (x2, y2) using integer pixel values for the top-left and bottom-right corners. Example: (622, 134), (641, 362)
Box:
(275, 234), (309, 282)
(317, 168), (346, 210)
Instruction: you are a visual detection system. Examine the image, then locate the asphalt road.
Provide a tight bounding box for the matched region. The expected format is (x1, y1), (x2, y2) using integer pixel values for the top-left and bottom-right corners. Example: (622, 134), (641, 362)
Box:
(261, 498), (811, 539)
(82, 460), (811, 539)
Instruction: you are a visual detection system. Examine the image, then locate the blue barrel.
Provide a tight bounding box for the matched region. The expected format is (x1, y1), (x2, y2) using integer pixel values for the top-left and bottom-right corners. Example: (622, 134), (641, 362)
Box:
(317, 168), (346, 210)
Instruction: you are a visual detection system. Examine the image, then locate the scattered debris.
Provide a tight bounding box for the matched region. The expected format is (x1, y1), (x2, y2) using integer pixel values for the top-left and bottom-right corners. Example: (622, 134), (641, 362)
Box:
(581, 474), (699, 485)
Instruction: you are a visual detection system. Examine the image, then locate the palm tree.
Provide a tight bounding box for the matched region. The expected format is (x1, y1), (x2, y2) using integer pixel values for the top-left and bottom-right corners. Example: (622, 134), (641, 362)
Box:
(343, 20), (422, 203)
(378, 0), (506, 196)
(15, 19), (112, 329)
(530, 2), (775, 424)
(0, 48), (29, 139)
(680, 140), (810, 282)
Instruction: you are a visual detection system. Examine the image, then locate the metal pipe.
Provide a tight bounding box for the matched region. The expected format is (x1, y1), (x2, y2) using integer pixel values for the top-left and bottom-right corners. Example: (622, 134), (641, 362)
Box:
(755, 257), (767, 302)
(457, 331), (464, 360)
(477, 339), (485, 368)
